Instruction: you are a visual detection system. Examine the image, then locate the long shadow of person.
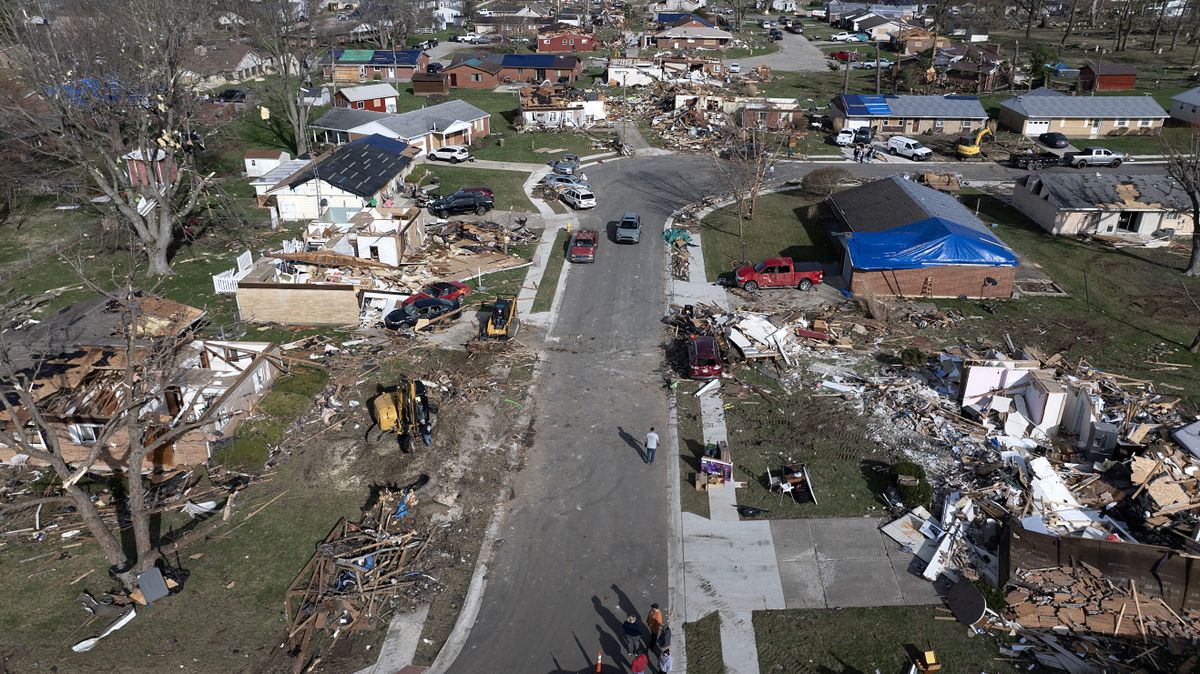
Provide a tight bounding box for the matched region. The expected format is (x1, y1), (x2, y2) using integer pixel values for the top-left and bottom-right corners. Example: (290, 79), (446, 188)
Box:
(616, 426), (646, 461)
(596, 623), (628, 669)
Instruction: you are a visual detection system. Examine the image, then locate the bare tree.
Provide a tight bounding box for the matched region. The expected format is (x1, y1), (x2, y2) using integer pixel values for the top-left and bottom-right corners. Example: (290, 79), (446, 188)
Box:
(358, 0), (402, 50)
(1162, 128), (1200, 276)
(1061, 0), (1080, 45)
(712, 125), (782, 263)
(0, 267), (226, 592)
(1, 0), (217, 276)
(243, 0), (322, 157)
(1012, 0), (1046, 38)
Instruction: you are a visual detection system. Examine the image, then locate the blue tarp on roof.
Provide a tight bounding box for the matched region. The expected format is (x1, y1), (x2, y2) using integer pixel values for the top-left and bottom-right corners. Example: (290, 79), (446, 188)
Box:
(840, 94), (890, 116)
(845, 217), (1018, 271)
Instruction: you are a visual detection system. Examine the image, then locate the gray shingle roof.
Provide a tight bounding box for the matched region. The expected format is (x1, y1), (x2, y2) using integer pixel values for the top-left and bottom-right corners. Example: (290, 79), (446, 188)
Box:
(1171, 85), (1200, 107)
(999, 94), (1167, 119)
(1023, 174), (1192, 211)
(826, 176), (988, 233)
(312, 107), (388, 132)
(311, 100), (490, 138)
(862, 95), (988, 119)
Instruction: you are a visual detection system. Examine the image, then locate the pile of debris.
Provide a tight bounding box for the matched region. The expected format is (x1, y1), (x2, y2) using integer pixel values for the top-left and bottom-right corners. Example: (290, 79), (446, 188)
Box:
(431, 218), (537, 251)
(285, 480), (435, 670)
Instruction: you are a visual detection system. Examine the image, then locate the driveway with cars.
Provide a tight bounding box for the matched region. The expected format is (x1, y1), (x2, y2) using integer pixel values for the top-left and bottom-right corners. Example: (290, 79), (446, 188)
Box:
(734, 32), (829, 72)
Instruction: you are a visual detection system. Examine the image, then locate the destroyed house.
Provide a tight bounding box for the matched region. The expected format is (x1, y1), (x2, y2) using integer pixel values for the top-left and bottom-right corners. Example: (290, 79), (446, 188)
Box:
(325, 49), (429, 84)
(738, 98), (803, 130)
(831, 94), (988, 135)
(518, 85), (607, 129)
(655, 12), (715, 27)
(263, 135), (418, 221)
(0, 297), (281, 473)
(1012, 173), (1195, 239)
(828, 176), (1018, 299)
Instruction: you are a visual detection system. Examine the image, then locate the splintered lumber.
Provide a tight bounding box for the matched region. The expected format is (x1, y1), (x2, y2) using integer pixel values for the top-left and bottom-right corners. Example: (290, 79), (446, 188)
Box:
(1132, 580), (1147, 643)
(1114, 602), (1126, 637)
(1158, 598), (1189, 629)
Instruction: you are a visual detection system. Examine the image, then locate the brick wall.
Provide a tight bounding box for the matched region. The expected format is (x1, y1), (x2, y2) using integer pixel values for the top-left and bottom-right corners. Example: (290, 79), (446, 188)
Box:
(448, 67), (498, 88)
(850, 265), (1014, 299)
(236, 284), (361, 325)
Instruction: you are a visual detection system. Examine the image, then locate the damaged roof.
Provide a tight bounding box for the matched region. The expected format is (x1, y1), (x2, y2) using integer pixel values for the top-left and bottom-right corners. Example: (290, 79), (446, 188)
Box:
(827, 176), (989, 233)
(1022, 173), (1193, 211)
(286, 134), (413, 198)
(835, 94), (987, 119)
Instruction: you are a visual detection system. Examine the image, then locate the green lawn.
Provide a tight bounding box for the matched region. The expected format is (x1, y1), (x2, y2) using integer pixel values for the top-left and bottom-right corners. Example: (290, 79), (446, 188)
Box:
(683, 612), (723, 674)
(755, 607), (1002, 672)
(756, 68), (878, 104)
(674, 381), (710, 519)
(700, 189), (838, 282)
(214, 367), (330, 470)
(1073, 126), (1187, 155)
(419, 164), (536, 212)
(725, 40), (782, 60)
(530, 229), (568, 312)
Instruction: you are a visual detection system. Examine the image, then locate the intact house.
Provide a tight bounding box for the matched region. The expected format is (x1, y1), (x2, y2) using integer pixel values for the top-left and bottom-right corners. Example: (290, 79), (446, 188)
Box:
(181, 43), (270, 90)
(260, 135), (418, 221)
(334, 83), (401, 112)
(444, 53), (581, 88)
(0, 296), (283, 473)
(244, 149), (292, 178)
(535, 26), (597, 52)
(519, 84), (608, 129)
(1079, 63), (1138, 92)
(830, 93), (989, 135)
(826, 176), (1018, 299)
(298, 86), (332, 106)
(1011, 173), (1195, 239)
(310, 100), (491, 153)
(1169, 86), (1200, 124)
(998, 90), (1168, 138)
(856, 15), (904, 41)
(325, 49), (429, 84)
(652, 24), (733, 50)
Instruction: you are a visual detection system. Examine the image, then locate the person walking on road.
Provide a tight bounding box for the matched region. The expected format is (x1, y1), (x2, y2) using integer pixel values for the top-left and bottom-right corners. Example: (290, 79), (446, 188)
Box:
(622, 614), (643, 656)
(646, 604), (664, 645)
(644, 427), (659, 465)
(658, 648), (673, 673)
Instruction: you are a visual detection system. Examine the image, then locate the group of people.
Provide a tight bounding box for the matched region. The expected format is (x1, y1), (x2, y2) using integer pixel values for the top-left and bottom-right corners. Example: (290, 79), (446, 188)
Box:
(851, 144), (875, 163)
(621, 603), (672, 673)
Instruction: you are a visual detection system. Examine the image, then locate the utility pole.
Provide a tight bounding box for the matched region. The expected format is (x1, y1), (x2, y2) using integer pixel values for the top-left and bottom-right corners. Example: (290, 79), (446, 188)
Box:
(842, 55), (850, 93)
(875, 42), (881, 93)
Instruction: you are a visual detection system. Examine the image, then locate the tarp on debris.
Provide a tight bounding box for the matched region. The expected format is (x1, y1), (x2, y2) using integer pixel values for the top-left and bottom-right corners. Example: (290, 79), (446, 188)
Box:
(844, 217), (1018, 271)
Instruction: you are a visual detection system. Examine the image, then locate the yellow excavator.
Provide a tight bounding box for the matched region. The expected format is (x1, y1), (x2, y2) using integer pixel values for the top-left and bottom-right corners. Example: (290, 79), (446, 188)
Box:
(369, 377), (435, 452)
(955, 127), (993, 160)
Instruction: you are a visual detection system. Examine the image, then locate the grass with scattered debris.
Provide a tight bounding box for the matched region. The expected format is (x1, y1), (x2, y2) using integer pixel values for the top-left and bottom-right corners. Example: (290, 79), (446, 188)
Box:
(757, 68), (879, 103)
(683, 612), (724, 674)
(699, 189), (838, 283)
(462, 237), (539, 308)
(214, 366), (331, 470)
(531, 229), (569, 313)
(754, 606), (1001, 672)
(941, 192), (1200, 406)
(674, 380), (710, 519)
(419, 164), (536, 213)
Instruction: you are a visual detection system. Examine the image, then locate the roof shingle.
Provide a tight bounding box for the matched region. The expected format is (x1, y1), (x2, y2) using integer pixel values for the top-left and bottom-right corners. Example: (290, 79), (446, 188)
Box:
(999, 94), (1167, 119)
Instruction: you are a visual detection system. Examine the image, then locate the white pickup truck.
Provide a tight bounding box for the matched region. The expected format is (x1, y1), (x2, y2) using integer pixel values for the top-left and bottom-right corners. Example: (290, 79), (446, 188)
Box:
(1064, 147), (1128, 168)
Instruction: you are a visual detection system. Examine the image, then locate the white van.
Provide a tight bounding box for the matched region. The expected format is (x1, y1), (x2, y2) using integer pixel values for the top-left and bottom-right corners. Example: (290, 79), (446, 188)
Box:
(886, 136), (933, 161)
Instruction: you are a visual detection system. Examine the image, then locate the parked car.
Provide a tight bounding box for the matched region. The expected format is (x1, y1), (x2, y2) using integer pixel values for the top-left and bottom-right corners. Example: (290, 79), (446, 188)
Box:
(426, 62), (445, 73)
(834, 129), (855, 146)
(428, 191), (494, 218)
(687, 335), (722, 380)
(1038, 132), (1069, 149)
(550, 154), (581, 175)
(384, 297), (461, 330)
(560, 187), (597, 209)
(853, 126), (874, 144)
(404, 281), (470, 306)
(786, 24), (804, 34)
(216, 89), (246, 103)
(1065, 147), (1127, 168)
(414, 38), (439, 49)
(887, 136), (933, 160)
(733, 257), (823, 292)
(452, 32), (482, 43)
(615, 212), (642, 244)
(728, 63), (741, 74)
(769, 28), (784, 40)
(429, 145), (470, 163)
(568, 229), (599, 263)
(830, 50), (859, 61)
(830, 31), (865, 42)
(761, 19), (776, 28)
(853, 58), (892, 69)
(540, 174), (591, 190)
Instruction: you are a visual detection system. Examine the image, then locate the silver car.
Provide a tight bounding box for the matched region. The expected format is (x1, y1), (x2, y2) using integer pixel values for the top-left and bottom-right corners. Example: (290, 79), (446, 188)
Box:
(615, 212), (641, 243)
(540, 174), (591, 190)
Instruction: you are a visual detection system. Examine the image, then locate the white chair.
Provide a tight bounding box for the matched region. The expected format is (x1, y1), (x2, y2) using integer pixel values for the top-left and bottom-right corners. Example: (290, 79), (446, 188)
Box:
(767, 468), (782, 491)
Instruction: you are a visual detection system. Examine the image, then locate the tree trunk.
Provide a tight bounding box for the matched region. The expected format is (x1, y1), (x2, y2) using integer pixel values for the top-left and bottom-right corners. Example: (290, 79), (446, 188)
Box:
(1170, 6), (1187, 50)
(1151, 11), (1165, 50)
(1062, 0), (1078, 45)
(1188, 229), (1200, 275)
(67, 480), (135, 589)
(1026, 6), (1037, 39)
(1191, 327), (1200, 352)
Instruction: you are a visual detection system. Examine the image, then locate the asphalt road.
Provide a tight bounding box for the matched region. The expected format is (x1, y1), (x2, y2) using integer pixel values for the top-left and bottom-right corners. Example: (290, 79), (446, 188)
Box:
(443, 155), (1167, 673)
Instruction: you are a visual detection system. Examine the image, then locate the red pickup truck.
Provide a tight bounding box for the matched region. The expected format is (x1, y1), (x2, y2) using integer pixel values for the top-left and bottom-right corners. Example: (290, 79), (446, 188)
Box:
(733, 257), (823, 292)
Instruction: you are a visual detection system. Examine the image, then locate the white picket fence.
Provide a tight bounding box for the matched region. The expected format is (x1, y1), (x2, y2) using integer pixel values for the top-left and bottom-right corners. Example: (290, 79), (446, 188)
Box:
(211, 250), (255, 295)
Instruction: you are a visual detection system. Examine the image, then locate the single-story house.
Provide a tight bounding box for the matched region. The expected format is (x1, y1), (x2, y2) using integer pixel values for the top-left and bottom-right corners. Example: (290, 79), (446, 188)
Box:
(856, 15), (903, 41)
(325, 49), (428, 84)
(181, 43), (269, 90)
(536, 26), (598, 52)
(310, 100), (491, 153)
(652, 24), (733, 50)
(997, 90), (1168, 137)
(244, 149), (292, 178)
(828, 2), (917, 23)
(263, 135), (418, 221)
(1079, 63), (1138, 92)
(474, 16), (557, 34)
(831, 93), (989, 135)
(1169, 86), (1200, 124)
(445, 53), (582, 88)
(334, 83), (400, 112)
(827, 176), (1018, 298)
(656, 12), (715, 28)
(1011, 173), (1195, 238)
(939, 45), (1007, 92)
(519, 84), (607, 129)
(444, 56), (504, 89)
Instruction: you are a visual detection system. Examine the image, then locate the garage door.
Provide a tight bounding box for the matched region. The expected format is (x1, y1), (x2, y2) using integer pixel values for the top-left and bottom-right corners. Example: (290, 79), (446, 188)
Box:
(1025, 120), (1050, 136)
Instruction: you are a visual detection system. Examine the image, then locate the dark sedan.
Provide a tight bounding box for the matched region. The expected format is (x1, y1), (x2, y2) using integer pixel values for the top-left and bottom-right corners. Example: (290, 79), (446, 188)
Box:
(1038, 132), (1069, 148)
(384, 297), (461, 330)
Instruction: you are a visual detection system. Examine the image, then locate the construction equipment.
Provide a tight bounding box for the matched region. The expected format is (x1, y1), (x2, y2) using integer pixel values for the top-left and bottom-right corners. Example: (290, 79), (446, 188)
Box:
(482, 295), (519, 341)
(369, 377), (435, 451)
(955, 127), (993, 160)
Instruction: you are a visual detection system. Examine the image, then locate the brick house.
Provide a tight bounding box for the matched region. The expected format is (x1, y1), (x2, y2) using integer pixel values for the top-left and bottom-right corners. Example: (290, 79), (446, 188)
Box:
(831, 93), (988, 135)
(334, 83), (400, 113)
(535, 26), (597, 52)
(1078, 63), (1138, 92)
(444, 57), (503, 89)
(446, 53), (581, 88)
(998, 90), (1168, 138)
(326, 49), (429, 84)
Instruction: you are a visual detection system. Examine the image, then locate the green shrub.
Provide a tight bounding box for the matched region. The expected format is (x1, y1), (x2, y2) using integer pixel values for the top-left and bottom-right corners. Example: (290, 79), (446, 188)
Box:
(892, 460), (933, 508)
(899, 347), (926, 367)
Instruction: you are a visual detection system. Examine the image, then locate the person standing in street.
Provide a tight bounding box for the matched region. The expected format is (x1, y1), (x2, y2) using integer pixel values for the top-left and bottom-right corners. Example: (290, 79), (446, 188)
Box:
(622, 614), (643, 656)
(656, 621), (672, 655)
(646, 603), (664, 647)
(852, 145), (860, 163)
(645, 427), (659, 465)
(658, 648), (673, 673)
(631, 652), (649, 673)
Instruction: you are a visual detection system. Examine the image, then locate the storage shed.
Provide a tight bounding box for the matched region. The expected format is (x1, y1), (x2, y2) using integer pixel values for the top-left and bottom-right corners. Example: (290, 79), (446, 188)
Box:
(1079, 63), (1138, 92)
